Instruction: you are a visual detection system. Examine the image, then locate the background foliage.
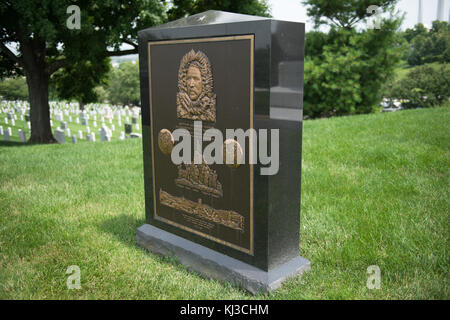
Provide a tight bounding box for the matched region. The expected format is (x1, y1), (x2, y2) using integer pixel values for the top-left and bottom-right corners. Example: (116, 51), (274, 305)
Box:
(302, 0), (404, 118)
(106, 62), (140, 106)
(0, 0), (448, 120)
(0, 77), (28, 100)
(403, 21), (450, 66)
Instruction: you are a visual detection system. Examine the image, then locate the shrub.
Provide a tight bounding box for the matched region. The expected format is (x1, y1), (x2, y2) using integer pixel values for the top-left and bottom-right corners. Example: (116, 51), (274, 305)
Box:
(386, 64), (450, 108)
(0, 77), (28, 100)
(304, 21), (403, 118)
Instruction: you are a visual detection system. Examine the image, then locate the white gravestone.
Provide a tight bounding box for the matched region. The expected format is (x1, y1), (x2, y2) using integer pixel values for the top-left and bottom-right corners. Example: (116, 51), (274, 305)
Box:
(4, 128), (10, 141)
(54, 128), (65, 144)
(78, 130), (83, 139)
(99, 126), (112, 142)
(80, 112), (87, 125)
(104, 106), (112, 119)
(18, 129), (26, 142)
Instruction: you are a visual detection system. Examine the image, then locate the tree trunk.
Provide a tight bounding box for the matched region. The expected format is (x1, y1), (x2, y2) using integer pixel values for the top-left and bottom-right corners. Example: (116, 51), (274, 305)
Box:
(79, 101), (85, 111)
(26, 67), (56, 143)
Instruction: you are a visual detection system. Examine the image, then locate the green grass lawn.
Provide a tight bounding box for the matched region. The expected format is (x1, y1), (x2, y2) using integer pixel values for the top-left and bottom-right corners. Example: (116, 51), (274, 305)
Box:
(0, 106), (448, 299)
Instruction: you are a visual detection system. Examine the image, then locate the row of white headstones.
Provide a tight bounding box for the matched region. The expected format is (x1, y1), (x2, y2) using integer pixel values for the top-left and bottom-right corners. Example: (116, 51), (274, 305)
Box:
(1, 101), (142, 143)
(0, 110), (27, 142)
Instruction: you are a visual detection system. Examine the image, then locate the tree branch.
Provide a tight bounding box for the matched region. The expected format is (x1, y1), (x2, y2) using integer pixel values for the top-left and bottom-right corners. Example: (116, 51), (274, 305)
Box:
(105, 48), (138, 57)
(46, 59), (67, 75)
(122, 39), (138, 49)
(0, 41), (24, 67)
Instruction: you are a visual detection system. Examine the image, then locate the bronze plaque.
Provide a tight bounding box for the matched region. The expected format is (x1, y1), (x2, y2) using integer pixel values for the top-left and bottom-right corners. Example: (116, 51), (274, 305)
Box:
(148, 35), (254, 254)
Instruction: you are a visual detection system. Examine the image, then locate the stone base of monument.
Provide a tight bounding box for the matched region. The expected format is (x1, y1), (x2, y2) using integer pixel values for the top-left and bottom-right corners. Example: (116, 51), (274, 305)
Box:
(137, 224), (311, 294)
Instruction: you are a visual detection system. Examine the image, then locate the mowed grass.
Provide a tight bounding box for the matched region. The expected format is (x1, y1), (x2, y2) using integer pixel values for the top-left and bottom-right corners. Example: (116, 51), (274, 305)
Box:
(0, 106), (448, 299)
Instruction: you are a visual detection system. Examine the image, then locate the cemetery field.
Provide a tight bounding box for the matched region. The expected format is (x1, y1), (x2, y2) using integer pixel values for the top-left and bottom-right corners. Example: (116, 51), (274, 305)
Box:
(0, 106), (449, 299)
(0, 102), (142, 144)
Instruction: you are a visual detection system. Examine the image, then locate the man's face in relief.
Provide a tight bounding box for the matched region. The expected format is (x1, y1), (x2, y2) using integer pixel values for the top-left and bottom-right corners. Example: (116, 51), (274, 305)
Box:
(186, 65), (202, 101)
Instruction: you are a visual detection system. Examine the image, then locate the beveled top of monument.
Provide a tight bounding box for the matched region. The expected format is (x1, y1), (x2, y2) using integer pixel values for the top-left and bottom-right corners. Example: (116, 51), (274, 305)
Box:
(141, 10), (270, 32)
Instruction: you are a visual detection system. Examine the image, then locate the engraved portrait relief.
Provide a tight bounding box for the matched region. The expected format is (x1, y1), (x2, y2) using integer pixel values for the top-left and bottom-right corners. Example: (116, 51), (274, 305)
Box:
(176, 50), (216, 122)
(158, 48), (245, 233)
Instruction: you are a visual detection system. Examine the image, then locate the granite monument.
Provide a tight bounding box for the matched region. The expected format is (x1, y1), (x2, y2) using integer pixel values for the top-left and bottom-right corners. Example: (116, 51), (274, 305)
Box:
(137, 10), (309, 294)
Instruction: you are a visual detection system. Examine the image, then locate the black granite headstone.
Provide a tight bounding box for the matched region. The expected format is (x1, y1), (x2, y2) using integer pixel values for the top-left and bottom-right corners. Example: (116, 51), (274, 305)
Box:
(124, 123), (132, 134)
(137, 10), (309, 294)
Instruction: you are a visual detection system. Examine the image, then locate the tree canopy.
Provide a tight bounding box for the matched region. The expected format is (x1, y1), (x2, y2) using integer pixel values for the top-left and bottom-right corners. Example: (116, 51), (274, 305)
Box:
(402, 21), (450, 66)
(0, 0), (166, 142)
(302, 0), (404, 118)
(52, 57), (111, 110)
(303, 0), (398, 28)
(166, 0), (271, 20)
(107, 61), (140, 106)
(0, 76), (28, 100)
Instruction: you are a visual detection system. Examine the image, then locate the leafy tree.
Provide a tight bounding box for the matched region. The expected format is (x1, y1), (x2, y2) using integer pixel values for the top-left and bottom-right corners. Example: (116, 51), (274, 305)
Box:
(52, 57), (111, 110)
(302, 0), (403, 118)
(404, 21), (450, 66)
(107, 61), (140, 106)
(403, 22), (427, 42)
(0, 77), (28, 100)
(166, 0), (271, 21)
(93, 85), (109, 104)
(0, 1), (166, 143)
(303, 0), (398, 28)
(304, 33), (364, 117)
(386, 64), (450, 108)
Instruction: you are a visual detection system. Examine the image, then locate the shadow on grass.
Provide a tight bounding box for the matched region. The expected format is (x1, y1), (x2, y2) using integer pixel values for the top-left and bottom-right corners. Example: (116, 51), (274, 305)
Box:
(98, 213), (145, 248)
(0, 141), (33, 147)
(98, 213), (250, 295)
(98, 214), (183, 266)
(0, 139), (60, 147)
